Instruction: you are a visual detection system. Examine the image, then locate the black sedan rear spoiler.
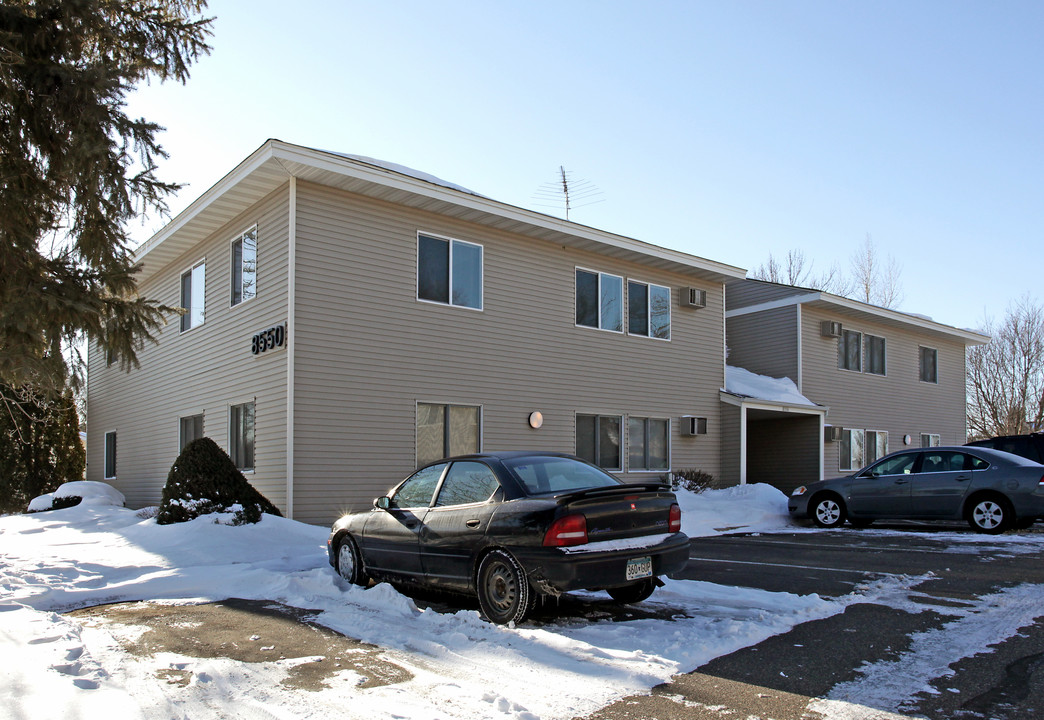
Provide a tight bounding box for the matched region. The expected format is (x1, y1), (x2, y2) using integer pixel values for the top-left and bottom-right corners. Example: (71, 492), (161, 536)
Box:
(552, 482), (672, 502)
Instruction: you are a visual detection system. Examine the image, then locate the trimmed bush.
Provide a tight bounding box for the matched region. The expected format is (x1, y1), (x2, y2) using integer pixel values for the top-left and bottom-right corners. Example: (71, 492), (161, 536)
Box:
(157, 437), (281, 525)
(665, 468), (717, 494)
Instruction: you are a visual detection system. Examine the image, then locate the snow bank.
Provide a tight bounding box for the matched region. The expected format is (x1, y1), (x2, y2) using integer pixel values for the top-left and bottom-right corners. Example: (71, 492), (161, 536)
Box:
(678, 483), (792, 536)
(27, 481), (126, 513)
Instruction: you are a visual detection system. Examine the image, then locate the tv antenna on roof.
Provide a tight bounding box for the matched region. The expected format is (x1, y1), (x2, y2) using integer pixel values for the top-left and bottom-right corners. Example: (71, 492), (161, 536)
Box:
(532, 166), (604, 220)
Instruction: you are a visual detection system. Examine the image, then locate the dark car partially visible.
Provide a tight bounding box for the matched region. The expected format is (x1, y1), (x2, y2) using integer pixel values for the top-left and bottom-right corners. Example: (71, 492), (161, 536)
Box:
(789, 446), (1044, 533)
(966, 433), (1044, 464)
(327, 451), (690, 624)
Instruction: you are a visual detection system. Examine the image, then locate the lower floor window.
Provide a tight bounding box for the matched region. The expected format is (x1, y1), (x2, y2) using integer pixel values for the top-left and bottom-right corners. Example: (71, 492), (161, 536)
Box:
(104, 431), (117, 479)
(417, 403), (480, 466)
(576, 414), (622, 471)
(840, 428), (865, 471)
(628, 417), (670, 471)
(920, 433), (941, 448)
(865, 430), (889, 464)
(230, 402), (255, 471)
(179, 414), (204, 452)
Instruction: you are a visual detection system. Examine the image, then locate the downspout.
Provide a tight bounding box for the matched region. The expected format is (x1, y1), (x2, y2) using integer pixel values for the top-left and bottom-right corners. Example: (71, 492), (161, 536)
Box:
(286, 177), (297, 519)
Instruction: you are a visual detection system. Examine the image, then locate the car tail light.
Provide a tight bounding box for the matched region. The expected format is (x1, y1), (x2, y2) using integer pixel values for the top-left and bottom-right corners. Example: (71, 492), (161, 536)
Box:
(543, 514), (588, 547)
(669, 504), (682, 533)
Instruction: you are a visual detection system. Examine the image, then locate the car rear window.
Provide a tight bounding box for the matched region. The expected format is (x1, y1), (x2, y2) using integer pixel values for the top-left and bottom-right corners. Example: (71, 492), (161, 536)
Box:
(503, 456), (621, 495)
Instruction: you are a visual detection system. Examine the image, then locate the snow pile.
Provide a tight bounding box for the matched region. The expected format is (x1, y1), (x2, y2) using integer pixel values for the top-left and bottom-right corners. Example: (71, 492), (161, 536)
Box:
(27, 481), (126, 513)
(725, 365), (817, 406)
(325, 150), (483, 197)
(0, 486), (875, 720)
(678, 482), (792, 536)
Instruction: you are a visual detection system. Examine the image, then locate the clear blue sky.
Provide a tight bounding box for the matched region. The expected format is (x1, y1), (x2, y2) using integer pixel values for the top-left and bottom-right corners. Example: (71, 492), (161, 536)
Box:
(126, 0), (1044, 331)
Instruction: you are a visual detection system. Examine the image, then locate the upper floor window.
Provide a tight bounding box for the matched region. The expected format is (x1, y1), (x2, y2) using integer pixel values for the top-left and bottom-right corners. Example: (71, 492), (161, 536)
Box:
(838, 330), (861, 371)
(576, 269), (623, 333)
(919, 347), (938, 383)
(866, 335), (886, 376)
(231, 228), (257, 307)
(180, 260), (206, 332)
(417, 234), (482, 310)
(628, 281), (671, 340)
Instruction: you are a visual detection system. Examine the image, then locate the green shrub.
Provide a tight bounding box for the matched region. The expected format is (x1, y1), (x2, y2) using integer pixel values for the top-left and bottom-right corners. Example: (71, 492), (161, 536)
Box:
(157, 437), (281, 525)
(665, 468), (716, 494)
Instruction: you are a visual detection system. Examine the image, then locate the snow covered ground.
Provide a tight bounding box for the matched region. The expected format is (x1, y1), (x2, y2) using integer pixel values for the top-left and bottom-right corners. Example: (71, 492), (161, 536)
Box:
(1, 483), (1041, 720)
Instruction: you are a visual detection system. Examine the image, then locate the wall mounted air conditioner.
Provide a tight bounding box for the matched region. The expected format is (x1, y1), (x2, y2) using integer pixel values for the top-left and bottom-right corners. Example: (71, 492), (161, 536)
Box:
(824, 425), (844, 442)
(821, 320), (843, 338)
(681, 416), (708, 436)
(681, 288), (707, 309)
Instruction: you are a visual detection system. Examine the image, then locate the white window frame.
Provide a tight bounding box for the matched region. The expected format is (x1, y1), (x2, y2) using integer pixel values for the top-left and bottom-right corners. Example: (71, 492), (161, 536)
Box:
(416, 402), (482, 466)
(839, 428), (865, 471)
(627, 280), (672, 341)
(180, 259), (206, 333)
(230, 226), (258, 308)
(627, 416), (671, 472)
(575, 413), (623, 471)
(865, 429), (889, 464)
(865, 334), (887, 376)
(920, 433), (941, 448)
(229, 401), (255, 473)
(838, 329), (862, 372)
(103, 430), (117, 480)
(575, 268), (625, 334)
(179, 414), (204, 453)
(416, 232), (484, 311)
(919, 346), (938, 384)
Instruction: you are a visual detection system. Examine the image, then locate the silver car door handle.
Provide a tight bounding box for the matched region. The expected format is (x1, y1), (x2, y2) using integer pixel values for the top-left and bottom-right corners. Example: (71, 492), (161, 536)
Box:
(956, 476), (970, 482)
(465, 519), (481, 529)
(895, 479), (909, 485)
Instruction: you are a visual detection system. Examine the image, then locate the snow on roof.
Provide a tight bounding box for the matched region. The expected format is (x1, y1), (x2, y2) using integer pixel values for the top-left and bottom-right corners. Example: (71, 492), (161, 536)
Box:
(323, 151), (483, 197)
(725, 365), (817, 406)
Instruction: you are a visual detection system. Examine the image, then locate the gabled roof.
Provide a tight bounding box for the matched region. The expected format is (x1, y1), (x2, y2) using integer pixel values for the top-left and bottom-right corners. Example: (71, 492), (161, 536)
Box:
(725, 279), (990, 346)
(134, 140), (747, 285)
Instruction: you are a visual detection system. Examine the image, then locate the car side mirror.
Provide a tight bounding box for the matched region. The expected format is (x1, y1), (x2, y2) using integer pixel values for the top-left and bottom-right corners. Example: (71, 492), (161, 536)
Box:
(374, 496), (391, 510)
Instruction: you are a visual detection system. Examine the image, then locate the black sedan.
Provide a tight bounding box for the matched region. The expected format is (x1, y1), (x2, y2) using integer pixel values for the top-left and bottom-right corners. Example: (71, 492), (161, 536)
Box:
(789, 446), (1044, 533)
(327, 451), (690, 624)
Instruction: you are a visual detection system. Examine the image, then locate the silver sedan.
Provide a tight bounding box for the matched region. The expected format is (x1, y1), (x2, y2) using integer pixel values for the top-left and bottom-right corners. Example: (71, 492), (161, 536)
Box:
(789, 446), (1044, 533)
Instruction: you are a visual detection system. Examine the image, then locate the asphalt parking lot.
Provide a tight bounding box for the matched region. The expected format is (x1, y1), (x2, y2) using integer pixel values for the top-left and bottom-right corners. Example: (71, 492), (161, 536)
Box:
(592, 524), (1044, 720)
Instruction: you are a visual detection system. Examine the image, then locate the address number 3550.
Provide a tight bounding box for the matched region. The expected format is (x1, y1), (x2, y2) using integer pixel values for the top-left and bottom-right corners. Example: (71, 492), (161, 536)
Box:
(251, 324), (286, 355)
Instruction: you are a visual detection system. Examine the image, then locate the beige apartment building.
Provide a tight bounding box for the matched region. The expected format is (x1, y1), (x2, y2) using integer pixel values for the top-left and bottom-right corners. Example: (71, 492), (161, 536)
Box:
(87, 141), (746, 524)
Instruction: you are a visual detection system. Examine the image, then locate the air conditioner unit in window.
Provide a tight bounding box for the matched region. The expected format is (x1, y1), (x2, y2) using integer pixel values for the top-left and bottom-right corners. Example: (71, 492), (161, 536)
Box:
(821, 320), (843, 338)
(681, 287), (707, 309)
(681, 416), (708, 436)
(824, 425), (844, 442)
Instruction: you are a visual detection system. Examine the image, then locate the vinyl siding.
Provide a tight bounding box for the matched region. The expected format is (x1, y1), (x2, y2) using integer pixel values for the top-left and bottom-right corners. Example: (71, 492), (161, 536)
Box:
(726, 279), (808, 310)
(800, 305), (968, 478)
(718, 402), (742, 486)
(291, 181), (726, 523)
(86, 185), (291, 510)
(726, 306), (799, 382)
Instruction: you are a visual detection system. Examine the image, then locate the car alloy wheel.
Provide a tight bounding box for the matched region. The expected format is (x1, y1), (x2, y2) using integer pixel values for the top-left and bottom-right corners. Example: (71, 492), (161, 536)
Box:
(477, 549), (535, 624)
(969, 497), (1009, 534)
(336, 536), (369, 586)
(812, 496), (845, 529)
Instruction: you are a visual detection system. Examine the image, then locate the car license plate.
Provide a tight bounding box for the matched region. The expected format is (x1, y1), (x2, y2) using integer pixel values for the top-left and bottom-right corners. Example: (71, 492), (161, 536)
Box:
(626, 556), (653, 581)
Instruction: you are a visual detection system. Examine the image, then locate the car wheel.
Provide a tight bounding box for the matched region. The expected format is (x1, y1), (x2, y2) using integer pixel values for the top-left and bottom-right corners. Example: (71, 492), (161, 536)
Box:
(336, 535), (369, 586)
(811, 494), (846, 529)
(967, 495), (1012, 534)
(606, 578), (657, 604)
(476, 550), (535, 625)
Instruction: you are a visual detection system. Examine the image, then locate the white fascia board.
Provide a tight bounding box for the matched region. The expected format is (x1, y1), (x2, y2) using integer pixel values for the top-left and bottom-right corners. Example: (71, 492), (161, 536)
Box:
(719, 390), (828, 416)
(726, 289), (990, 346)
